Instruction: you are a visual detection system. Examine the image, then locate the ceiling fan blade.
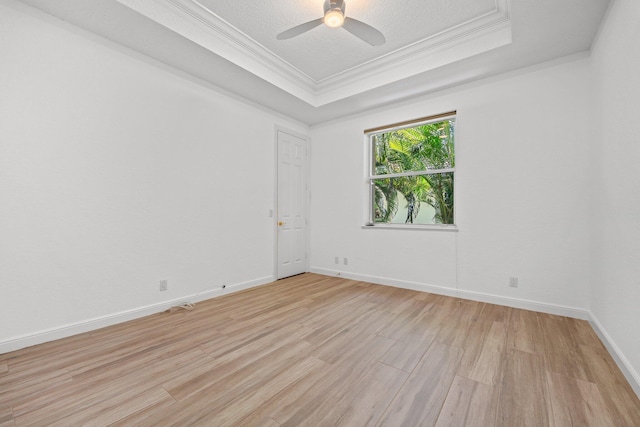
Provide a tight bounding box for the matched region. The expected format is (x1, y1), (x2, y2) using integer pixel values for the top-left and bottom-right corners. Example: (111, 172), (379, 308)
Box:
(277, 18), (324, 40)
(343, 17), (385, 46)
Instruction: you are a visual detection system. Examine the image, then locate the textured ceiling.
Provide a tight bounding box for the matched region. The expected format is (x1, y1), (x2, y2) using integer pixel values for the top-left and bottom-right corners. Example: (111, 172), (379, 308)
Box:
(196, 0), (498, 81)
(12, 0), (611, 125)
(107, 0), (512, 106)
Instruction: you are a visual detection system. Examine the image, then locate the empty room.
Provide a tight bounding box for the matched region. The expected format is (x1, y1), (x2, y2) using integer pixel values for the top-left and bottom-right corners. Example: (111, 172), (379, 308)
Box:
(1, 0), (640, 425)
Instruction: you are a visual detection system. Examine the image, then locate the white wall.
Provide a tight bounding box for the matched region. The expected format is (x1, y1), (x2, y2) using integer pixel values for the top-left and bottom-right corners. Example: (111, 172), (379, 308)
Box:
(590, 0), (640, 391)
(3, 0), (638, 396)
(0, 1), (306, 351)
(310, 57), (592, 314)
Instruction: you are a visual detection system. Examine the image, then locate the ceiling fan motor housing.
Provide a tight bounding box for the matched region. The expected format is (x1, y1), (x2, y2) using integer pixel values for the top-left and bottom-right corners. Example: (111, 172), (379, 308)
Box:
(324, 0), (346, 14)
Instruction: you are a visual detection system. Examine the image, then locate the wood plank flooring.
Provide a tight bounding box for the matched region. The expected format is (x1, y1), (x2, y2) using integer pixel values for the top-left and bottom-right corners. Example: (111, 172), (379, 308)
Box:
(1, 273), (639, 426)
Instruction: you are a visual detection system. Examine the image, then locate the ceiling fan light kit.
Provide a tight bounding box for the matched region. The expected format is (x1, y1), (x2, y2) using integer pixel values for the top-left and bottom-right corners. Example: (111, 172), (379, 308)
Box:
(324, 9), (345, 28)
(277, 0), (385, 46)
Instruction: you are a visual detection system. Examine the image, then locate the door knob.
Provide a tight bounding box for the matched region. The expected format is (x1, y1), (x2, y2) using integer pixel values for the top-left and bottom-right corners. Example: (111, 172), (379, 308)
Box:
(278, 221), (285, 226)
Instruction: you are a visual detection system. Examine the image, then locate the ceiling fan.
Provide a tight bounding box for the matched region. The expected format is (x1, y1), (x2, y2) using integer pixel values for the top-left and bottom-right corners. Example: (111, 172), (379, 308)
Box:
(277, 0), (385, 46)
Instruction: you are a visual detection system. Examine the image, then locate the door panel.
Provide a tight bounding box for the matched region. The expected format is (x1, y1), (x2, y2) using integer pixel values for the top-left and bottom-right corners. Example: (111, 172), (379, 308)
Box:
(277, 130), (307, 279)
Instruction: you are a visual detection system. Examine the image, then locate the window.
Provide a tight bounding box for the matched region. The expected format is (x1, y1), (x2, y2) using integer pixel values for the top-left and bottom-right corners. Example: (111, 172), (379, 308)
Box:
(365, 112), (456, 227)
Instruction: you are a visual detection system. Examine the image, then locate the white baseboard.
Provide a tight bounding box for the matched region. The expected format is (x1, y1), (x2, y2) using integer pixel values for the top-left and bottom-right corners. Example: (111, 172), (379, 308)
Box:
(588, 312), (640, 399)
(455, 288), (589, 320)
(0, 275), (275, 354)
(310, 267), (589, 320)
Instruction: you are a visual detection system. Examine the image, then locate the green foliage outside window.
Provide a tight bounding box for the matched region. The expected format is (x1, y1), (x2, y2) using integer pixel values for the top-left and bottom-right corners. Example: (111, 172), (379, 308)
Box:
(372, 118), (455, 225)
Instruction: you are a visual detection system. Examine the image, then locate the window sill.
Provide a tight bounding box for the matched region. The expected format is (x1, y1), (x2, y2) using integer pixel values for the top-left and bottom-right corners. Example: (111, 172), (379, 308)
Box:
(361, 224), (458, 232)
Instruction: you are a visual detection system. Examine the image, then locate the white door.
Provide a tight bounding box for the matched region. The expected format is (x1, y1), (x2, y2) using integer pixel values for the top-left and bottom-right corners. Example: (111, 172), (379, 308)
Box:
(277, 130), (307, 279)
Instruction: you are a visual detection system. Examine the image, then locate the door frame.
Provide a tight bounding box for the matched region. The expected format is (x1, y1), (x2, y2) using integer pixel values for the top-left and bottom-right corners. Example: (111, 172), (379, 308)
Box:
(273, 126), (311, 280)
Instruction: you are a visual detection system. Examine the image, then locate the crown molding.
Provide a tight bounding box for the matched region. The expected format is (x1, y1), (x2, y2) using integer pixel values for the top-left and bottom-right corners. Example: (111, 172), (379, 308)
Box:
(115, 0), (511, 107)
(115, 0), (318, 104)
(314, 0), (511, 104)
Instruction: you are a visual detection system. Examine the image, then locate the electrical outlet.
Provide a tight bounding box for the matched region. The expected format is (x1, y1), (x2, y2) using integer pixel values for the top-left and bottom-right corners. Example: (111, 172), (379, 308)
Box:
(343, 257), (348, 265)
(334, 256), (339, 264)
(159, 280), (168, 291)
(509, 277), (519, 288)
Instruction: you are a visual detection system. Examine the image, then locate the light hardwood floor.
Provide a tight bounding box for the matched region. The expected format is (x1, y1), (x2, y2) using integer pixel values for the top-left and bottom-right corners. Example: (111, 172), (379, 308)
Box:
(1, 273), (639, 426)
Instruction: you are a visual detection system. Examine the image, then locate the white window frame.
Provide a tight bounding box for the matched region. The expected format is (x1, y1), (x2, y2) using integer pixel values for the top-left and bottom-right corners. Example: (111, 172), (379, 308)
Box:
(363, 111), (458, 231)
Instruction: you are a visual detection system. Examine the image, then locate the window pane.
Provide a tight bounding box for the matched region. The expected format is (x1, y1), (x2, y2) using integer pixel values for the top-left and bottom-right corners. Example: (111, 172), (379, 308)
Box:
(373, 172), (454, 225)
(373, 119), (455, 175)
